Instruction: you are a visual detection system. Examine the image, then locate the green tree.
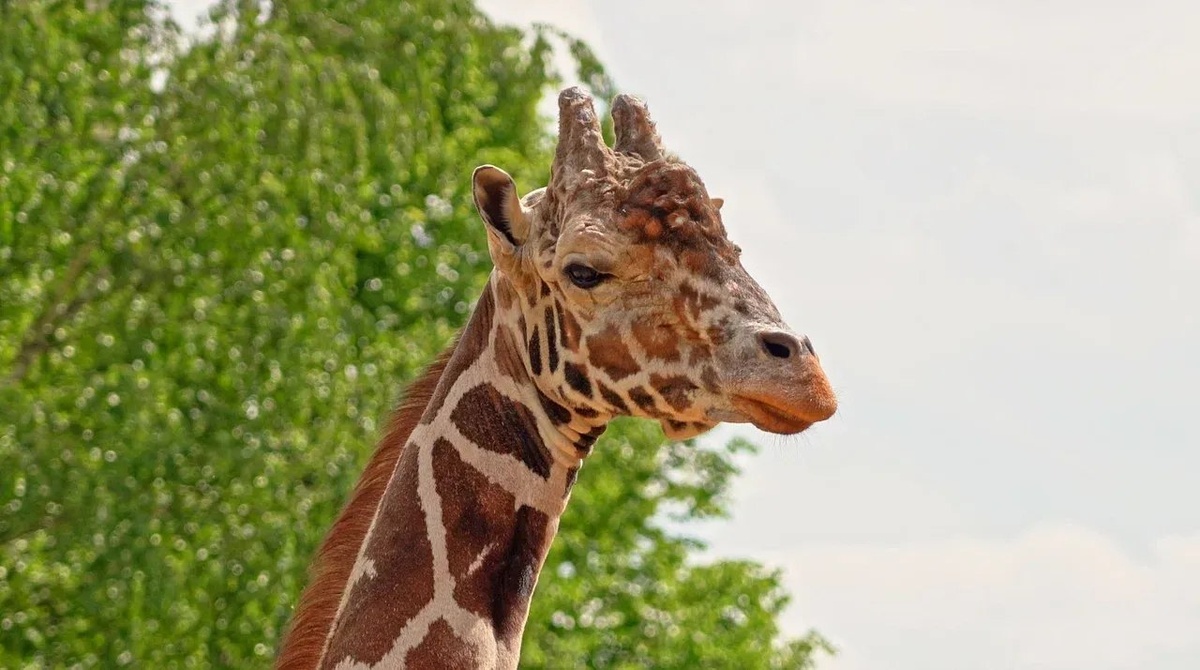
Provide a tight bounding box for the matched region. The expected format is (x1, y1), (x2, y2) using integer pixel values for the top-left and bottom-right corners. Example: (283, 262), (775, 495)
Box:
(0, 1), (830, 668)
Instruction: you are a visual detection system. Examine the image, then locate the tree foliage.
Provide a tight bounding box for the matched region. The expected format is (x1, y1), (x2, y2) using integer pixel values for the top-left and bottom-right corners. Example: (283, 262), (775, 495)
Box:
(0, 1), (829, 667)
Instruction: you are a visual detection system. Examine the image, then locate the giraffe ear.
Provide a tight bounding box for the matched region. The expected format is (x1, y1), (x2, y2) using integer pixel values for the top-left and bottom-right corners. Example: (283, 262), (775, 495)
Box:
(472, 165), (529, 250)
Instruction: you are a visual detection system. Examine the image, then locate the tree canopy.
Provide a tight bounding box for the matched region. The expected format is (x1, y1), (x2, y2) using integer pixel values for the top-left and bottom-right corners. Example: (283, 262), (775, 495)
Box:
(0, 1), (830, 667)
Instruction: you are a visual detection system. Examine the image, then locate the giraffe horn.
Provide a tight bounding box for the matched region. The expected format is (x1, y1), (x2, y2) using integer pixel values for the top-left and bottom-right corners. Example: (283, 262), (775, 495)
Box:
(552, 87), (609, 188)
(611, 94), (663, 161)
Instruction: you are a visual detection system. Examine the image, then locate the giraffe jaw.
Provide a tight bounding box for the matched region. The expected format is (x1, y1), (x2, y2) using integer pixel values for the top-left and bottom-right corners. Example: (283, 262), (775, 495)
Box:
(727, 393), (835, 435)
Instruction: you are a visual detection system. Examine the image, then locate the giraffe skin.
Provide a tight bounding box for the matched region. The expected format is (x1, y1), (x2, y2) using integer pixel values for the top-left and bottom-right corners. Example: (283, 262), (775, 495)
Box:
(276, 88), (837, 670)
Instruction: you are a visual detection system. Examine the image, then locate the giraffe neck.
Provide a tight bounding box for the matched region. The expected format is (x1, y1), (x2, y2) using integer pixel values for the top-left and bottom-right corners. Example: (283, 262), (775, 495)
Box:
(313, 274), (605, 670)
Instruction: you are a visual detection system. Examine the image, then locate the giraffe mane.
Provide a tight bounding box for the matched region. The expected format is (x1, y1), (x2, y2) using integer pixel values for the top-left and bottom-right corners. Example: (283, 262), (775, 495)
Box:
(275, 341), (459, 670)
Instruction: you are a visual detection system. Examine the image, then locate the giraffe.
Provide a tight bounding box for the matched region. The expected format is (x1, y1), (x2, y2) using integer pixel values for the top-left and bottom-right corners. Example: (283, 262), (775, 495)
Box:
(275, 87), (837, 670)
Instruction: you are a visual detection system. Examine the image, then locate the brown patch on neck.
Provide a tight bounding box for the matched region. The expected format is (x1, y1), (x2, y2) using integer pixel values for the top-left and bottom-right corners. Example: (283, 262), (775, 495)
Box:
(430, 438), (552, 647)
(452, 384), (553, 479)
(404, 618), (481, 668)
(496, 506), (551, 643)
(321, 444), (434, 668)
(543, 305), (560, 373)
(494, 277), (518, 311)
(422, 288), (496, 424)
(275, 346), (455, 670)
(493, 324), (528, 382)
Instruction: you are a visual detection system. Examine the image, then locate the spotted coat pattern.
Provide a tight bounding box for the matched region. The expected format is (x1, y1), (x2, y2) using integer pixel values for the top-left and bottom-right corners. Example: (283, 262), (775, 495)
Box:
(275, 88), (837, 670)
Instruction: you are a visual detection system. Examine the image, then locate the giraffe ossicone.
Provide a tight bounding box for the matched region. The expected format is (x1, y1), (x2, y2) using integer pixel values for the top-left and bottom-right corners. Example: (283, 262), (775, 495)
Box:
(276, 87), (837, 670)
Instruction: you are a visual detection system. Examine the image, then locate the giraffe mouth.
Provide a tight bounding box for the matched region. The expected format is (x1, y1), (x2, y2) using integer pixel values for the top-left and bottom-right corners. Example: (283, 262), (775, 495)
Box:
(729, 395), (817, 435)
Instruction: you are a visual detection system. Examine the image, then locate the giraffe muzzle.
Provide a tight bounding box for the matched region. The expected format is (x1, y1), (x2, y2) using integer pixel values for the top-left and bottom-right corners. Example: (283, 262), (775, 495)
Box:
(722, 332), (837, 434)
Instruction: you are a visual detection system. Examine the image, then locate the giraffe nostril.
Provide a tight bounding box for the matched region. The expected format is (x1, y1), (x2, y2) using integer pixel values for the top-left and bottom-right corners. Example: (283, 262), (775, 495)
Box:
(758, 331), (802, 360)
(800, 335), (815, 356)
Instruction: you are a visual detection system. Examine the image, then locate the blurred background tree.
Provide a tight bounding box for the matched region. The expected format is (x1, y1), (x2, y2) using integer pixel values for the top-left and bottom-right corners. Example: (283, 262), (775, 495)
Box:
(0, 0), (830, 667)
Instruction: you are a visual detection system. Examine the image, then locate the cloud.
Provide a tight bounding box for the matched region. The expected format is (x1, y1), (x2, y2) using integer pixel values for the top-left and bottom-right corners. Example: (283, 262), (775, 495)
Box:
(791, 1), (1200, 121)
(769, 524), (1200, 670)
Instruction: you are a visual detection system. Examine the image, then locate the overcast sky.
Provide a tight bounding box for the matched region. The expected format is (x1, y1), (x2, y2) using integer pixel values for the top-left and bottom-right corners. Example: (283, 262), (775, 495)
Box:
(170, 1), (1200, 668)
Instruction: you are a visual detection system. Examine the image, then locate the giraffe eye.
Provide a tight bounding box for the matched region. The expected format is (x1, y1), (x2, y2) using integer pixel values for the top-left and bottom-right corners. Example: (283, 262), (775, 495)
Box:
(563, 263), (607, 289)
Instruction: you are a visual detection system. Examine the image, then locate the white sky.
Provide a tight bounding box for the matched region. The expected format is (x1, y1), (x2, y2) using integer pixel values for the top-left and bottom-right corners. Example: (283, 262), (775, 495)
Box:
(170, 1), (1200, 667)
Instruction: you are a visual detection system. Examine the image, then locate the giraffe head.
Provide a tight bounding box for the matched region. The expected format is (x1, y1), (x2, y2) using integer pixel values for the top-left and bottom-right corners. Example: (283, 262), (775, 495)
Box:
(472, 87), (836, 441)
